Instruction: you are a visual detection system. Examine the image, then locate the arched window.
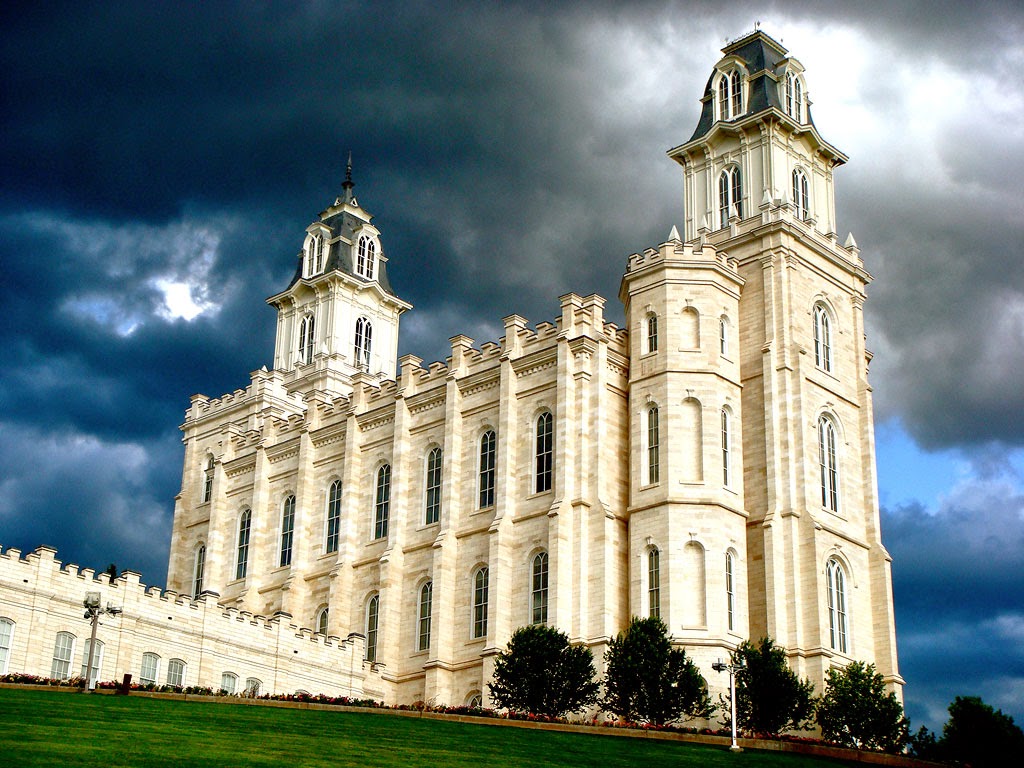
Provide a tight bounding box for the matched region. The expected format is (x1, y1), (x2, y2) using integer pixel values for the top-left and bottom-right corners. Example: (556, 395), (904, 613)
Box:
(279, 495), (295, 567)
(235, 509), (251, 580)
(531, 552), (549, 625)
(298, 313), (316, 365)
(326, 480), (342, 554)
(719, 316), (729, 357)
(718, 166), (742, 229)
(418, 581), (433, 652)
(202, 455), (214, 503)
(721, 408), (732, 487)
(792, 168), (810, 220)
(725, 551), (736, 632)
(51, 632), (75, 679)
(826, 558), (849, 653)
(535, 412), (553, 493)
(0, 618), (13, 675)
(374, 464), (391, 539)
(785, 72), (803, 122)
(80, 638), (103, 684)
(717, 69), (742, 121)
(647, 405), (660, 485)
(245, 678), (262, 696)
(479, 430), (496, 509)
(305, 233), (324, 277)
(316, 607), (329, 636)
(425, 447), (442, 525)
(356, 235), (376, 279)
(167, 658), (186, 688)
(354, 316), (372, 370)
(818, 416), (840, 512)
(813, 304), (833, 372)
(140, 652), (160, 685)
(192, 544), (206, 598)
(467, 692), (483, 709)
(221, 672), (238, 695)
(646, 312), (658, 354)
(648, 547), (661, 619)
(472, 567), (489, 639)
(365, 594), (380, 662)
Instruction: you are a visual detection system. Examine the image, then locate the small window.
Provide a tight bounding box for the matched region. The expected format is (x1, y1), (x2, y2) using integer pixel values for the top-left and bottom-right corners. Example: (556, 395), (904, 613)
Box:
(648, 548), (661, 619)
(193, 544), (206, 598)
(418, 581), (433, 652)
(531, 552), (549, 625)
(221, 672), (238, 695)
(478, 430), (496, 509)
(326, 480), (342, 554)
(646, 312), (658, 354)
(719, 316), (729, 357)
(725, 551), (736, 632)
(792, 169), (809, 220)
(425, 447), (442, 525)
(472, 567), (489, 639)
(467, 692), (484, 709)
(717, 70), (743, 121)
(51, 632), (75, 679)
(354, 317), (372, 370)
(0, 618), (13, 675)
(818, 416), (840, 512)
(279, 495), (295, 567)
(365, 594), (380, 662)
(236, 509), (252, 580)
(140, 652), (160, 685)
(826, 558), (849, 653)
(202, 456), (214, 503)
(167, 658), (186, 688)
(646, 405), (660, 485)
(813, 304), (833, 372)
(718, 166), (742, 229)
(535, 412), (553, 493)
(374, 465), (391, 539)
(80, 638), (103, 684)
(298, 313), (316, 365)
(356, 235), (376, 280)
(316, 607), (329, 636)
(245, 677), (262, 696)
(721, 408), (731, 487)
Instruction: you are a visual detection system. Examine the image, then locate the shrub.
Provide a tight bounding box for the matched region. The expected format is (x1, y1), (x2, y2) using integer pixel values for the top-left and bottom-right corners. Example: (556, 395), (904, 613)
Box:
(815, 661), (908, 752)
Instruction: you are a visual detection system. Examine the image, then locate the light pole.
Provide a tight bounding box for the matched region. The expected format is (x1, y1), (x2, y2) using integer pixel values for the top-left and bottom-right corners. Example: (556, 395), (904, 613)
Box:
(712, 657), (744, 753)
(82, 592), (122, 691)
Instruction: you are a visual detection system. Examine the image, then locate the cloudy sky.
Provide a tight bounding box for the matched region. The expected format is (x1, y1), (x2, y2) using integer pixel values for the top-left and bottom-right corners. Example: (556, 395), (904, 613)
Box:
(2, 0), (1022, 733)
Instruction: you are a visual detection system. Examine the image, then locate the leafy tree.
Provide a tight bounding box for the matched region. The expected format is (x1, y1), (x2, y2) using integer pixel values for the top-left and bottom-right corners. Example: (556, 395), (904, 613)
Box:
(487, 625), (599, 717)
(908, 725), (941, 760)
(815, 661), (909, 752)
(602, 616), (714, 725)
(729, 637), (815, 736)
(941, 695), (1024, 768)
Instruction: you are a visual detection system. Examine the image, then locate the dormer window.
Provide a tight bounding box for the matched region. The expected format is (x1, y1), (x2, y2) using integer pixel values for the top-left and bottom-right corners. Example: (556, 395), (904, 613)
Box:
(717, 70), (742, 121)
(785, 72), (804, 123)
(356, 235), (376, 280)
(304, 234), (325, 278)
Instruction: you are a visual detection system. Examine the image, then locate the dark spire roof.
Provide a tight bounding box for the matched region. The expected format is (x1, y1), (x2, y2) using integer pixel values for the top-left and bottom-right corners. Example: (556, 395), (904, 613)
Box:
(342, 151), (354, 204)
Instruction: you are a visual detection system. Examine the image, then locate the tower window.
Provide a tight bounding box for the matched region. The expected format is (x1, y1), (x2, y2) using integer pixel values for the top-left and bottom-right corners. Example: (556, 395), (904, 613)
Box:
(531, 552), (549, 625)
(646, 312), (658, 354)
(298, 313), (316, 365)
(418, 581), (433, 652)
(305, 234), (325, 277)
(648, 547), (661, 619)
(326, 480), (342, 554)
(813, 304), (833, 372)
(792, 168), (810, 220)
(473, 567), (489, 639)
(785, 72), (803, 123)
(535, 412), (553, 493)
(818, 415), (840, 512)
(356, 235), (376, 280)
(374, 464), (391, 540)
(717, 70), (743, 121)
(279, 494), (295, 568)
(316, 607), (329, 636)
(202, 456), (214, 503)
(721, 408), (732, 487)
(354, 317), (372, 370)
(193, 544), (206, 598)
(235, 509), (251, 580)
(826, 558), (849, 653)
(425, 447), (442, 525)
(647, 405), (660, 485)
(718, 166), (742, 229)
(479, 430), (496, 509)
(719, 316), (729, 357)
(365, 594), (380, 662)
(726, 551), (735, 631)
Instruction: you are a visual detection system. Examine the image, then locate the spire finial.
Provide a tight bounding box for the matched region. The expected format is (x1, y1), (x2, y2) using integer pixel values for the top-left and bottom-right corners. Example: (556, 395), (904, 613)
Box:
(343, 151), (355, 203)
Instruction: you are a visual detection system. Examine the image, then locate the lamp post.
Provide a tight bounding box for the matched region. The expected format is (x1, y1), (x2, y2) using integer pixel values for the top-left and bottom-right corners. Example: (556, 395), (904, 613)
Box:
(712, 657), (744, 753)
(82, 591), (122, 691)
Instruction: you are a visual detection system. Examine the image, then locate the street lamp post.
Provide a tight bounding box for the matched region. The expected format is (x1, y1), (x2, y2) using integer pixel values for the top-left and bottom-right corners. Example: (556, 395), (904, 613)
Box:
(82, 592), (122, 691)
(712, 658), (744, 753)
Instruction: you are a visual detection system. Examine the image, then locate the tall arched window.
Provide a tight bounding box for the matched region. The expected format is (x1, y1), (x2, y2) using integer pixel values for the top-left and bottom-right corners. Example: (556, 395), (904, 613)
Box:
(202, 455), (214, 503)
(51, 632), (75, 679)
(479, 430), (496, 508)
(826, 558), (849, 653)
(305, 233), (324, 276)
(535, 412), (553, 493)
(140, 652), (160, 685)
(818, 416), (840, 512)
(725, 551), (736, 632)
(425, 447), (442, 525)
(326, 480), (342, 554)
(167, 658), (186, 688)
(648, 547), (661, 619)
(298, 313), (316, 365)
(354, 317), (372, 370)
(418, 581), (433, 652)
(718, 166), (742, 228)
(646, 312), (658, 354)
(647, 405), (660, 485)
(279, 495), (295, 567)
(721, 408), (732, 487)
(531, 552), (549, 625)
(785, 72), (803, 122)
(374, 464), (391, 539)
(719, 316), (729, 357)
(193, 544), (206, 598)
(235, 509), (251, 580)
(813, 304), (833, 372)
(365, 594), (380, 662)
(792, 168), (809, 220)
(356, 235), (376, 279)
(80, 638), (103, 684)
(316, 607), (329, 636)
(717, 70), (742, 120)
(472, 567), (489, 639)
(0, 618), (13, 675)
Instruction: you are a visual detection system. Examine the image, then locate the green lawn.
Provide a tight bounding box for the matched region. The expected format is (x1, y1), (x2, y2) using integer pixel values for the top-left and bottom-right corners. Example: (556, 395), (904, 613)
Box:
(0, 687), (861, 767)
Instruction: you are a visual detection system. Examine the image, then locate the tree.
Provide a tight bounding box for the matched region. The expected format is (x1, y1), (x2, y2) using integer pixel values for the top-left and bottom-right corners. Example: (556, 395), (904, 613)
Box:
(729, 637), (815, 736)
(602, 616), (714, 725)
(941, 695), (1024, 768)
(487, 625), (599, 717)
(815, 661), (909, 752)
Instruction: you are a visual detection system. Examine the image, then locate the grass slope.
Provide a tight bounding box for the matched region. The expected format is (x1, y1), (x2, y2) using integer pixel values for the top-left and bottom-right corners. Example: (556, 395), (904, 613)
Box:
(0, 688), (859, 767)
